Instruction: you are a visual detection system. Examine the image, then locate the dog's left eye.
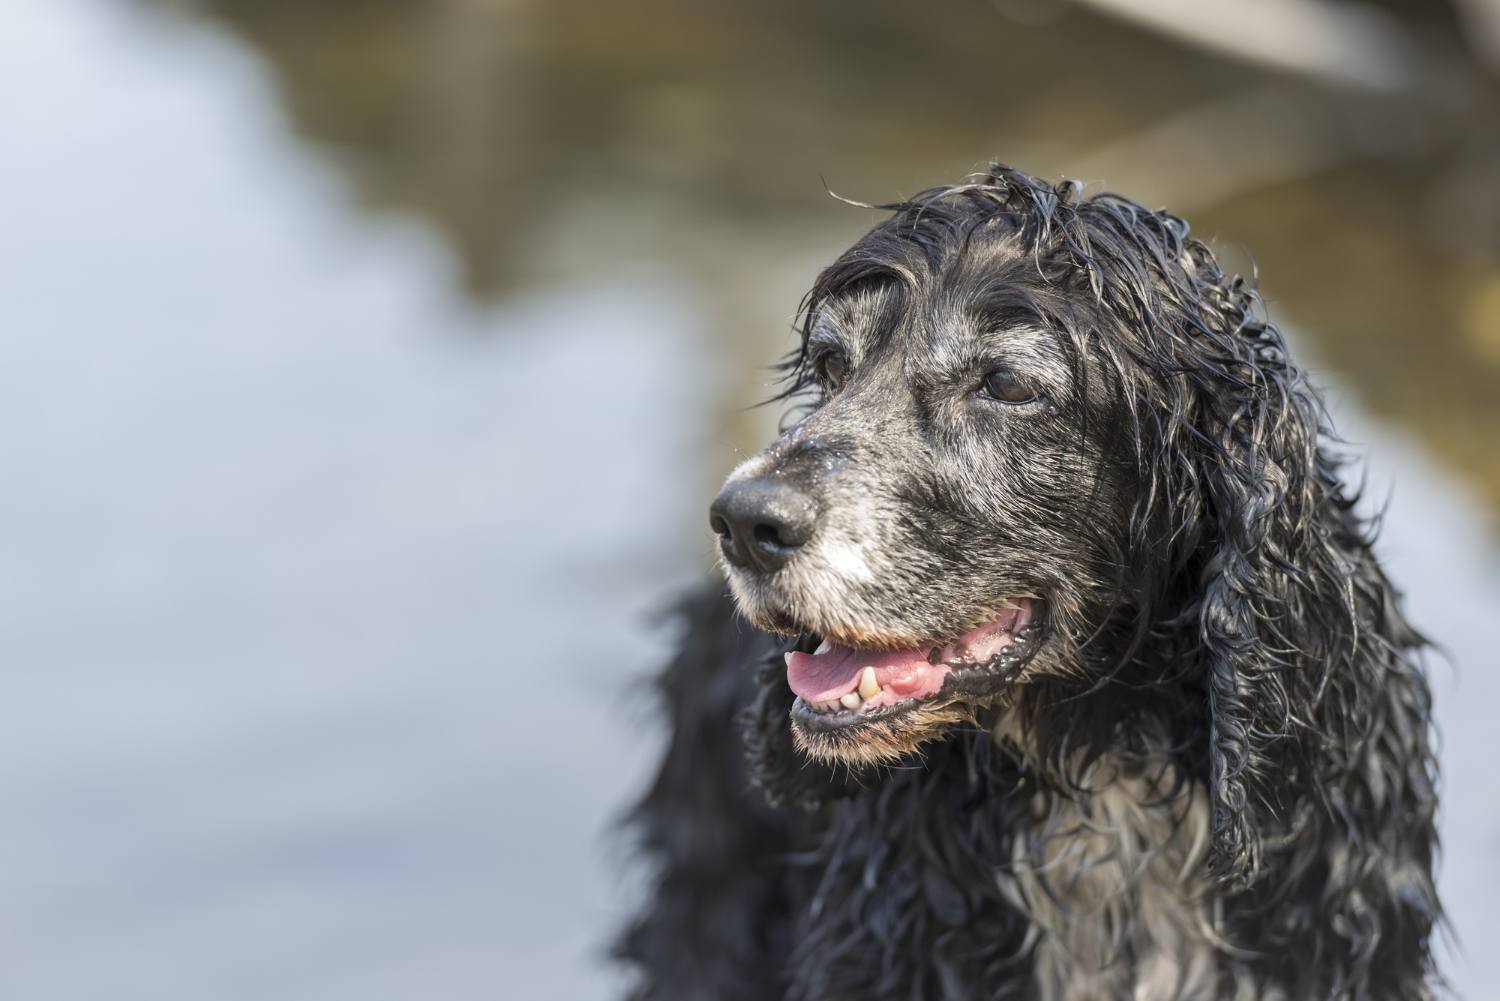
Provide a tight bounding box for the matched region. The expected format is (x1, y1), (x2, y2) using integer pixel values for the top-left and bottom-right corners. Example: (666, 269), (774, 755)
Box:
(981, 369), (1036, 404)
(816, 350), (847, 390)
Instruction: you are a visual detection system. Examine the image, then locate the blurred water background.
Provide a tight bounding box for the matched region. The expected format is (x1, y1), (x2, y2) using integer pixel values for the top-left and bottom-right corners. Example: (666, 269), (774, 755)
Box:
(0, 0), (1498, 997)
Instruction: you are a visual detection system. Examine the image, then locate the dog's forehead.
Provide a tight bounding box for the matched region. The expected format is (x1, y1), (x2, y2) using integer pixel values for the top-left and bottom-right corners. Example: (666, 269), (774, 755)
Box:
(809, 280), (900, 350)
(813, 270), (1066, 373)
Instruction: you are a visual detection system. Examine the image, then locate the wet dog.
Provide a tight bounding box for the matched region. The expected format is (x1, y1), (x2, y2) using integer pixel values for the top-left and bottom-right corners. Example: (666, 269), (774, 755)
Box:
(619, 166), (1439, 1001)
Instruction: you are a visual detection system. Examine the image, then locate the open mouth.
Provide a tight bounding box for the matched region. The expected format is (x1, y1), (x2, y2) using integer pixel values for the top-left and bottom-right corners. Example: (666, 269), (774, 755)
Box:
(786, 599), (1042, 731)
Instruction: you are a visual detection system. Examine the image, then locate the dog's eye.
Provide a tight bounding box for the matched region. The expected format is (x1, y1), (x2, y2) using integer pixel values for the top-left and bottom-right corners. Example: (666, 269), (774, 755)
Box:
(816, 350), (847, 390)
(981, 369), (1035, 404)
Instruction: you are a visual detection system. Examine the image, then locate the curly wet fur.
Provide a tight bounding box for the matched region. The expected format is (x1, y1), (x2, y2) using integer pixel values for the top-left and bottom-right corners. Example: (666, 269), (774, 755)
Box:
(618, 166), (1439, 1000)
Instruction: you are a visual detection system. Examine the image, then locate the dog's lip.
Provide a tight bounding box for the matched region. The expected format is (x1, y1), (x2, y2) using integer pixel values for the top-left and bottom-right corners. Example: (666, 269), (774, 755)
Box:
(790, 621), (1043, 730)
(792, 693), (924, 732)
(785, 600), (1037, 709)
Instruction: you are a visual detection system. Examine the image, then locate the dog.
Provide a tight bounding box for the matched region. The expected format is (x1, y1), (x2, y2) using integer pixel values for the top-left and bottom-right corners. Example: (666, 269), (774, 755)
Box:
(617, 165), (1439, 1001)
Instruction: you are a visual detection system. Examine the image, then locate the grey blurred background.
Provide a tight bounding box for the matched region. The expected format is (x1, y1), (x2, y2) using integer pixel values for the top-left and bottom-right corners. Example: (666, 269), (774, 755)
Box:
(0, 0), (1498, 997)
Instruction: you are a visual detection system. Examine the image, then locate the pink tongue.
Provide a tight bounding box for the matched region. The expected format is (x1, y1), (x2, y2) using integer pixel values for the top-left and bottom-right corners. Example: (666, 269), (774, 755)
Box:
(785, 601), (1031, 705)
(785, 644), (940, 704)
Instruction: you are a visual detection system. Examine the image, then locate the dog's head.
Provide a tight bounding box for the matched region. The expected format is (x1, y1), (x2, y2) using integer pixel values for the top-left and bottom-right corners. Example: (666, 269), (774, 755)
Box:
(712, 167), (1332, 805)
(715, 171), (1152, 764)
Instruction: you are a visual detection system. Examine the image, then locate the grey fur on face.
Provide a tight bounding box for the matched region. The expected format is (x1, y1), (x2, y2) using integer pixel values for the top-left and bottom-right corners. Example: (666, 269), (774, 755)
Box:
(715, 207), (1142, 762)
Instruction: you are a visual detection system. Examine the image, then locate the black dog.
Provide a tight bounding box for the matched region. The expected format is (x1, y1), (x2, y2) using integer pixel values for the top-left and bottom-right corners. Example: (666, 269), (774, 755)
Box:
(619, 166), (1439, 1001)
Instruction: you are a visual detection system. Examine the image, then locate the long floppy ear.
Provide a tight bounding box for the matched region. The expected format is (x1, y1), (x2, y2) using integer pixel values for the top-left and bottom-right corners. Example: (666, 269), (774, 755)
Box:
(1140, 238), (1419, 891)
(1060, 202), (1337, 884)
(1087, 218), (1439, 990)
(1072, 207), (1351, 885)
(1184, 314), (1328, 885)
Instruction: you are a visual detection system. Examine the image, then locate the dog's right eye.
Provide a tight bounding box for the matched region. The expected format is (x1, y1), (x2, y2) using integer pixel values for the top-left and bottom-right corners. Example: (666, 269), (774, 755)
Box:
(982, 368), (1036, 404)
(815, 350), (847, 391)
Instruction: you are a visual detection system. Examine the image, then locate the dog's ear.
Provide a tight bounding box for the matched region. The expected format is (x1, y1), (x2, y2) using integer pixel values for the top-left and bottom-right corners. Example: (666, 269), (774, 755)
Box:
(1144, 244), (1375, 888)
(1092, 229), (1340, 886)
(1185, 334), (1322, 885)
(1063, 207), (1334, 885)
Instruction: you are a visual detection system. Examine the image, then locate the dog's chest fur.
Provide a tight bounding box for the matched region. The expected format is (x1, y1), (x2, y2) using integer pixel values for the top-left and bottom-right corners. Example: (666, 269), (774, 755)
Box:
(994, 717), (1219, 1001)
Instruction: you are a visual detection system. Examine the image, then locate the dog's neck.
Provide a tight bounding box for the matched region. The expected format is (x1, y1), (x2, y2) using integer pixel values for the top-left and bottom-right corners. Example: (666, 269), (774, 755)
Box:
(993, 710), (1222, 1001)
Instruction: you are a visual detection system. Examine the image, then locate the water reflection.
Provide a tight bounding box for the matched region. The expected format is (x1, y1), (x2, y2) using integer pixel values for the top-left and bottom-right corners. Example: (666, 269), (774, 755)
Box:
(157, 0), (1500, 508)
(0, 2), (701, 996)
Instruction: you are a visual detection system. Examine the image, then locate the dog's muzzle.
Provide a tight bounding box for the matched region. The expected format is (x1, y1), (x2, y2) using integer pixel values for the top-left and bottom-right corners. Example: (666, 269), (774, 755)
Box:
(708, 477), (817, 574)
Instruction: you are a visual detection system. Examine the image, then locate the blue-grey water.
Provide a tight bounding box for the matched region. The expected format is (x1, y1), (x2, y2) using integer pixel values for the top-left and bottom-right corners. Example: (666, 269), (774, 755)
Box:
(0, 0), (1494, 998)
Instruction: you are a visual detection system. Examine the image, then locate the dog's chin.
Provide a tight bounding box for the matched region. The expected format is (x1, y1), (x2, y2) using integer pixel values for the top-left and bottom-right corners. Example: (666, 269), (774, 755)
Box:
(773, 599), (1046, 766)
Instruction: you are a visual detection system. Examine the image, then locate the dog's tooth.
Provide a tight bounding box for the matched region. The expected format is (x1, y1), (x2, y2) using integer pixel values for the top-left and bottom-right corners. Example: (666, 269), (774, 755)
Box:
(840, 692), (861, 709)
(858, 666), (881, 701)
(814, 639), (833, 656)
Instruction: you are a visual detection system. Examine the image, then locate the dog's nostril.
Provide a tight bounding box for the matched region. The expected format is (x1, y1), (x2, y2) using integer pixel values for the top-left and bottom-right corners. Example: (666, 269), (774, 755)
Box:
(708, 477), (818, 573)
(753, 523), (786, 548)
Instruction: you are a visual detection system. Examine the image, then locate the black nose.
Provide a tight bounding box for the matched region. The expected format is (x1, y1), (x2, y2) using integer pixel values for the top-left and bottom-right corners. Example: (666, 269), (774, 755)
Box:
(709, 478), (817, 573)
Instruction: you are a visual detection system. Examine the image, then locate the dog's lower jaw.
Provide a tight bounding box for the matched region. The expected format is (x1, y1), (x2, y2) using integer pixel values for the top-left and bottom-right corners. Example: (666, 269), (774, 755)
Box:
(789, 698), (976, 766)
